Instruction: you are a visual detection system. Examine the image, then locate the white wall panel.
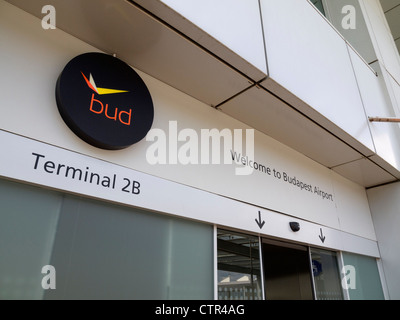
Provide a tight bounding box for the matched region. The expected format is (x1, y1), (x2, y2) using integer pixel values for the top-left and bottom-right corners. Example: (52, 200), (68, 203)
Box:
(332, 171), (377, 240)
(361, 0), (400, 84)
(259, 0), (375, 154)
(158, 0), (267, 78)
(368, 182), (400, 299)
(349, 51), (400, 172)
(387, 72), (400, 114)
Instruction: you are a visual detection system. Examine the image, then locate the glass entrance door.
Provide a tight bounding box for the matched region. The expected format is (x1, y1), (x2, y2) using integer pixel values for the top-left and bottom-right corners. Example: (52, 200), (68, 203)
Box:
(311, 248), (344, 300)
(262, 239), (314, 300)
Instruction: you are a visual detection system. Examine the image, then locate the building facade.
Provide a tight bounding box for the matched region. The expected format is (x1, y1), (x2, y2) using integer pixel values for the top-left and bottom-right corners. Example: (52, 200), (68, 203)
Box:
(1, 0), (400, 300)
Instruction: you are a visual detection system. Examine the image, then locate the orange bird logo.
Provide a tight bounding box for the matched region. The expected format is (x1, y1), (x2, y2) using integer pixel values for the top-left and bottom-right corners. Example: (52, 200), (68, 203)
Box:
(81, 72), (129, 95)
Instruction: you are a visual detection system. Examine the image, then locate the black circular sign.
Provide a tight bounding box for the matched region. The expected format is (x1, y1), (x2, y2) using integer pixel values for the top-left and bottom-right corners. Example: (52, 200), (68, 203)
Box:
(56, 52), (154, 150)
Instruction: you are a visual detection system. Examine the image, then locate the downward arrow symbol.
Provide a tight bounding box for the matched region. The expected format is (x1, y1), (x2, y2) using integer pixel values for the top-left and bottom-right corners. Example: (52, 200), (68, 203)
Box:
(255, 211), (265, 229)
(319, 228), (326, 243)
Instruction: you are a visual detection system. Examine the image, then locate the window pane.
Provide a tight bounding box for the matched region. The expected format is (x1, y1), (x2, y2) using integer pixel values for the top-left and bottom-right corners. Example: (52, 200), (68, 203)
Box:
(342, 252), (384, 300)
(217, 230), (262, 300)
(311, 0), (326, 16)
(311, 248), (344, 300)
(0, 179), (61, 300)
(44, 195), (213, 299)
(312, 0), (377, 64)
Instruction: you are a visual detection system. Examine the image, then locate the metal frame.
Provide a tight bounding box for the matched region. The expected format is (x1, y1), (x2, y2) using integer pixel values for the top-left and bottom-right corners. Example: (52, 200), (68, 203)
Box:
(337, 251), (351, 300)
(307, 247), (318, 300)
(214, 227), (264, 300)
(258, 236), (266, 300)
(376, 258), (390, 300)
(213, 225), (219, 300)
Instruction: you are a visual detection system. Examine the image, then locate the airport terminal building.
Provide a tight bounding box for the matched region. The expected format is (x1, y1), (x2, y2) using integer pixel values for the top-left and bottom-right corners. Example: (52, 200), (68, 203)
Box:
(1, 0), (400, 300)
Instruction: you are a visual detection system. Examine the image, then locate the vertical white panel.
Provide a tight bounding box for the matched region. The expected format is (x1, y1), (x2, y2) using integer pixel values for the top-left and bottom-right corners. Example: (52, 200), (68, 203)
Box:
(361, 0), (400, 84)
(159, 0), (267, 77)
(387, 72), (400, 114)
(350, 55), (400, 171)
(259, 0), (374, 153)
(331, 171), (377, 240)
(367, 182), (400, 299)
